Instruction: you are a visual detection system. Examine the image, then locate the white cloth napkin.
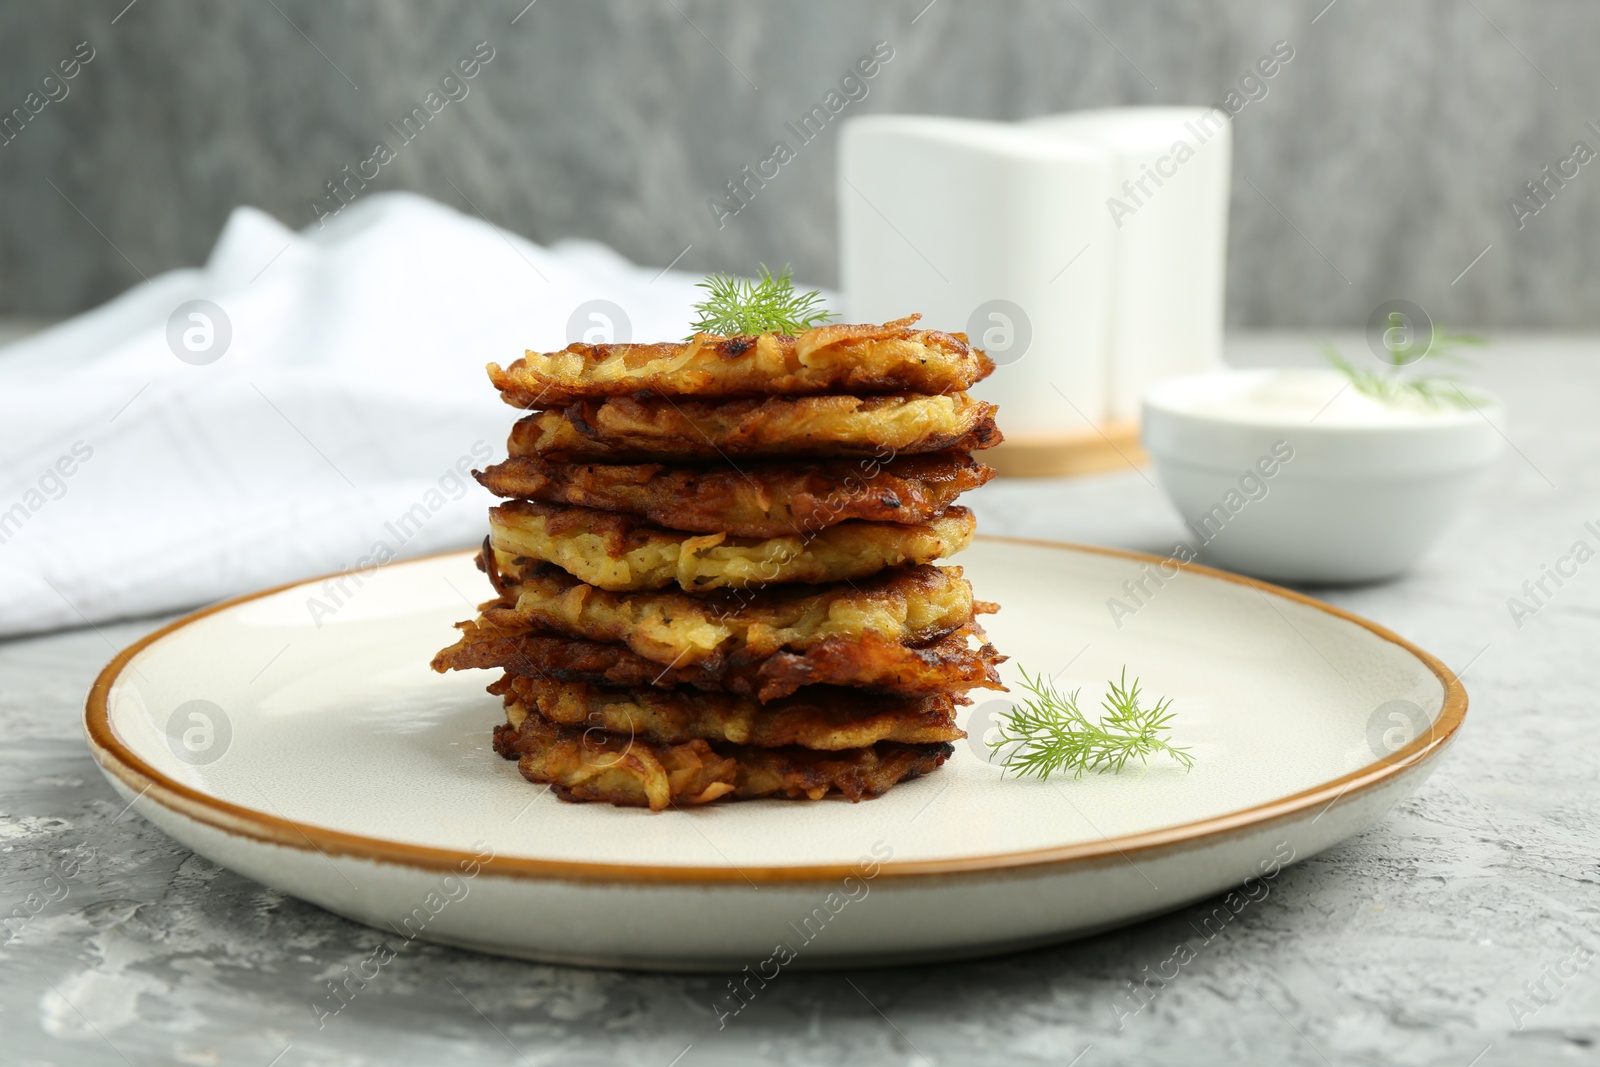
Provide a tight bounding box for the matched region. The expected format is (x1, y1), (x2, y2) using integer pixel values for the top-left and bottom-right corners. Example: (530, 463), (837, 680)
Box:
(0, 192), (714, 638)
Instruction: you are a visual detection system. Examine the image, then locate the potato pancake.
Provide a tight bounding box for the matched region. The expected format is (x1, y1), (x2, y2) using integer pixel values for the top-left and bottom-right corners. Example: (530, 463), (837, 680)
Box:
(486, 500), (974, 592)
(507, 392), (1000, 461)
(486, 316), (994, 408)
(433, 621), (1006, 702)
(474, 451), (994, 538)
(491, 674), (966, 749)
(469, 562), (990, 668)
(493, 710), (952, 811)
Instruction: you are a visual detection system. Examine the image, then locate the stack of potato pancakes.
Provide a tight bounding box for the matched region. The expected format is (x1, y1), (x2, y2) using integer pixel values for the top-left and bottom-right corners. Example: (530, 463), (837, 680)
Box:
(432, 315), (1008, 811)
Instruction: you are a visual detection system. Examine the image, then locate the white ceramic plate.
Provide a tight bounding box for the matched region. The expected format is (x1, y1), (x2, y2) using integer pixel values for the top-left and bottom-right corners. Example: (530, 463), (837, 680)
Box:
(86, 539), (1464, 971)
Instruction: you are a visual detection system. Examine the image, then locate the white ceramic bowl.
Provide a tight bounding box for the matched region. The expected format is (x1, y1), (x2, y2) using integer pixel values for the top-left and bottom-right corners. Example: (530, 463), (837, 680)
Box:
(1141, 369), (1504, 584)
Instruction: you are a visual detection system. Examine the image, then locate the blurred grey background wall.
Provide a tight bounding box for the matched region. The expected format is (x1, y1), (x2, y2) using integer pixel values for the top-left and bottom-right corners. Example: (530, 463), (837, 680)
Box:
(0, 0), (1594, 326)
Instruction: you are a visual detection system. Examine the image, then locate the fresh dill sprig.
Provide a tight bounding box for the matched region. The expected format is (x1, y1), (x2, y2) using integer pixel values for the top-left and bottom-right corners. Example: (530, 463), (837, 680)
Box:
(989, 668), (1194, 780)
(688, 263), (836, 338)
(1321, 319), (1486, 408)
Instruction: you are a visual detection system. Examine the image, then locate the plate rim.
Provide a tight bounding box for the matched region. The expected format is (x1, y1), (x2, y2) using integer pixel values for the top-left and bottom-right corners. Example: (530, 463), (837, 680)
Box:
(84, 536), (1467, 886)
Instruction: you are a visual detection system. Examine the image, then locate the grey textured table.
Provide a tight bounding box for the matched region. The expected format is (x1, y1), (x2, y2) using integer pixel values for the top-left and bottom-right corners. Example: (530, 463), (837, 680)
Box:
(3, 333), (1596, 1066)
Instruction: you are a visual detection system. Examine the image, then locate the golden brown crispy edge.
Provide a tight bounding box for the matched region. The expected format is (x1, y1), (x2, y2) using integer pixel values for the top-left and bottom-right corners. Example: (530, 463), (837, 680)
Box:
(485, 500), (974, 593)
(486, 315), (997, 408)
(506, 393), (1002, 461)
(491, 674), (967, 749)
(435, 620), (1006, 703)
(473, 451), (994, 538)
(493, 710), (954, 811)
(456, 559), (987, 668)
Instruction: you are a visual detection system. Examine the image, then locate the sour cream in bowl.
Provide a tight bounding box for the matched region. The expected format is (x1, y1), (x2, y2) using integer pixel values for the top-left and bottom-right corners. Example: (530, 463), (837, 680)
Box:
(1141, 368), (1504, 583)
